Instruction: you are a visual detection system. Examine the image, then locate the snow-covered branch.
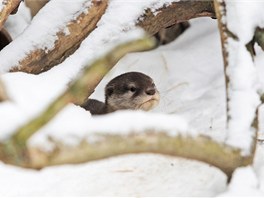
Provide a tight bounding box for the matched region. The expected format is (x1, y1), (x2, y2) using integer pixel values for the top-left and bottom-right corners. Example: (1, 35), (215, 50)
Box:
(0, 109), (252, 179)
(0, 0), (21, 29)
(29, 128), (251, 179)
(138, 0), (215, 35)
(1, 0), (108, 74)
(214, 0), (261, 155)
(0, 0), (217, 74)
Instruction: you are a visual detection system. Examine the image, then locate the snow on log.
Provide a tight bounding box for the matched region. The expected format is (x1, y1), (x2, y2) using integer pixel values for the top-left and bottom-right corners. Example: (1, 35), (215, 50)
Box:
(0, 0), (216, 74)
(25, 109), (251, 178)
(29, 126), (251, 179)
(0, 108), (253, 179)
(0, 0), (21, 29)
(214, 1), (262, 155)
(0, 0), (108, 74)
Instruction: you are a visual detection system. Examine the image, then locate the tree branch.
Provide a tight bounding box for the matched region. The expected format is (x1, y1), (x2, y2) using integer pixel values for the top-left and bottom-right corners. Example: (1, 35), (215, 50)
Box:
(0, 36), (156, 166)
(137, 0), (215, 35)
(0, 131), (252, 180)
(4, 0), (217, 74)
(0, 0), (21, 30)
(10, 0), (108, 74)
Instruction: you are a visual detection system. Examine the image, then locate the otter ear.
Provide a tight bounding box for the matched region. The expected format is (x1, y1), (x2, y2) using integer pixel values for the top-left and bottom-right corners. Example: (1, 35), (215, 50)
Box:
(105, 85), (114, 97)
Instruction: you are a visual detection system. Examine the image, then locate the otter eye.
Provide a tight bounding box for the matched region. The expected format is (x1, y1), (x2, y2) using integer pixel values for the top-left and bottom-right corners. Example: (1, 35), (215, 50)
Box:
(129, 87), (136, 92)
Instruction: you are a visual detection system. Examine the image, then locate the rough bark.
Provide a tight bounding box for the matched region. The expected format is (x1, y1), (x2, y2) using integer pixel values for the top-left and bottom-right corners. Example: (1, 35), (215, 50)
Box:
(8, 0), (216, 74)
(0, 0), (21, 30)
(10, 133), (253, 180)
(137, 0), (215, 35)
(10, 0), (108, 74)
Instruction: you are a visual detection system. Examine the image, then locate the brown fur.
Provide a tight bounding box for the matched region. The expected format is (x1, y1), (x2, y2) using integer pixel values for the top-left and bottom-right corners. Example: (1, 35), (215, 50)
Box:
(81, 72), (160, 115)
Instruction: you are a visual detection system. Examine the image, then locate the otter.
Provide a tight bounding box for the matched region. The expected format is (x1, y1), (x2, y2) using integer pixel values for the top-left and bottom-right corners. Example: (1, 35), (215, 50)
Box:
(81, 72), (160, 115)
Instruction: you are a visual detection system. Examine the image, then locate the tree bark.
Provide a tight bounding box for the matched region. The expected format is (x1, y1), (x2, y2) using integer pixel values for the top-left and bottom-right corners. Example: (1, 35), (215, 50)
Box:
(7, 0), (216, 74)
(0, 0), (21, 30)
(10, 0), (108, 74)
(137, 0), (215, 35)
(214, 0), (258, 157)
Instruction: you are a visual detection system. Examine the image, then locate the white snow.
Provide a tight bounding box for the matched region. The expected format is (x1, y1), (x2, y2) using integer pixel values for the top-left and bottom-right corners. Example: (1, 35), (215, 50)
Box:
(29, 106), (190, 150)
(4, 1), (31, 39)
(219, 166), (262, 196)
(225, 1), (264, 44)
(0, 0), (264, 196)
(0, 0), (92, 71)
(220, 1), (264, 154)
(0, 154), (227, 196)
(0, 17), (231, 196)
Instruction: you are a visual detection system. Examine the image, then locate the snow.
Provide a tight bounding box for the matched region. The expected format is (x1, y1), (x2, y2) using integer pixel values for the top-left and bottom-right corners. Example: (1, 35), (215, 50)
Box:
(220, 166), (262, 196)
(0, 0), (183, 142)
(29, 106), (190, 150)
(0, 0), (177, 73)
(0, 17), (233, 196)
(222, 1), (263, 154)
(0, 154), (227, 196)
(0, 0), (264, 196)
(225, 1), (264, 44)
(0, 0), (92, 71)
(4, 1), (31, 39)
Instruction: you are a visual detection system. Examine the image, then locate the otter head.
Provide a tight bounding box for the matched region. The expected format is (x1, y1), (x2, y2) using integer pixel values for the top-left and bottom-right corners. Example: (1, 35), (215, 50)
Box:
(105, 72), (160, 113)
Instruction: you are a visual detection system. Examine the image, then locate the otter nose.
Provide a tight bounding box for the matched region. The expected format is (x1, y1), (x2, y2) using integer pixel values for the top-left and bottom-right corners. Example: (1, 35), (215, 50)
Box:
(146, 88), (156, 95)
